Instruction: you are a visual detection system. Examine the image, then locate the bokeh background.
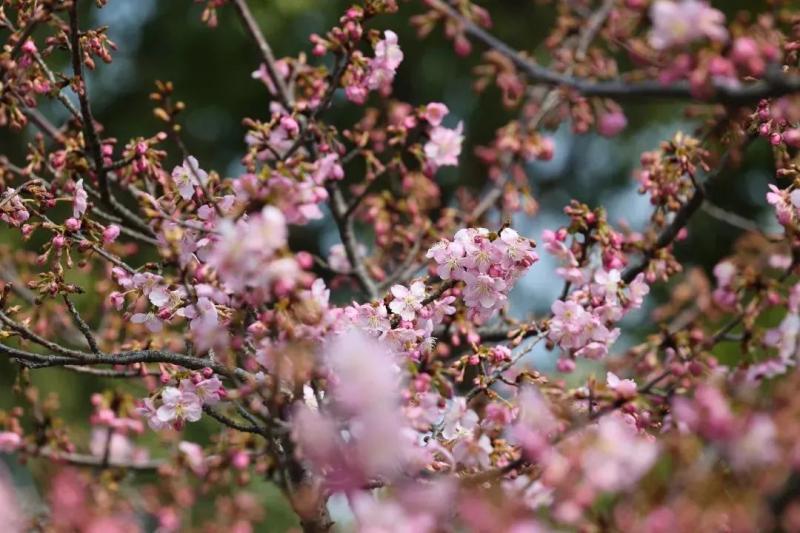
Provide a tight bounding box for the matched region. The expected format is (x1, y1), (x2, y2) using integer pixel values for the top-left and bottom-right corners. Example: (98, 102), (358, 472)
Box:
(0, 0), (780, 530)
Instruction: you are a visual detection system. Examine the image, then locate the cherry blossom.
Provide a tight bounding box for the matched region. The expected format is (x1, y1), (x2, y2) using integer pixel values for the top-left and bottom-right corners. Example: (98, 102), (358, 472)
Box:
(648, 0), (728, 51)
(424, 122), (464, 169)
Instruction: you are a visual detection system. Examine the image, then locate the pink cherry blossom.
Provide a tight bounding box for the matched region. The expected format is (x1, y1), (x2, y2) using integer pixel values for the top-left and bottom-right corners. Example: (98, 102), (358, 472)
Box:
(424, 122), (464, 168)
(582, 415), (658, 492)
(156, 387), (203, 425)
(648, 0), (728, 50)
(389, 282), (426, 321)
(606, 372), (637, 399)
(0, 431), (21, 453)
(171, 156), (208, 201)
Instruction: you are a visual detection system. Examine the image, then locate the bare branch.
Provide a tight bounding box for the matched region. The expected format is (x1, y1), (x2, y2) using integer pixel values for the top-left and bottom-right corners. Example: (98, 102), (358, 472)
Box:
(231, 0), (293, 110)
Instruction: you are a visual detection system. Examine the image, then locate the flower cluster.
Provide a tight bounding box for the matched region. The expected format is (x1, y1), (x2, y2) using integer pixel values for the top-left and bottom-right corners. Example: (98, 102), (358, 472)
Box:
(138, 370), (224, 430)
(292, 330), (425, 491)
(422, 103), (465, 170)
(427, 227), (538, 321)
(205, 206), (294, 301)
(344, 30), (404, 104)
(544, 227), (650, 367)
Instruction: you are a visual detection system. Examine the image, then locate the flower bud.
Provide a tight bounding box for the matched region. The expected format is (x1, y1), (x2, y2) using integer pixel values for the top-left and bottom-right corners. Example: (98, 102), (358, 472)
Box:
(103, 224), (120, 243)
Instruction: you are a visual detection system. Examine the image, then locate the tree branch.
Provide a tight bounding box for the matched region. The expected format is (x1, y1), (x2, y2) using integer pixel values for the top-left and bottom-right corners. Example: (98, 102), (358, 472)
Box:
(68, 1), (154, 237)
(231, 0), (293, 110)
(428, 0), (800, 105)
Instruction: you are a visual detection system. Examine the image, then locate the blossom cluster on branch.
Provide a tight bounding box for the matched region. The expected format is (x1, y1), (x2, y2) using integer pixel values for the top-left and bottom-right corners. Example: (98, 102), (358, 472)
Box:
(2, 0), (800, 531)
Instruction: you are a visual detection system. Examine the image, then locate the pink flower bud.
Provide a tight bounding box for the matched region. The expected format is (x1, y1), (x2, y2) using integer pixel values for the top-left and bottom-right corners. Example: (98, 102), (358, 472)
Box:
(52, 235), (66, 249)
(536, 137), (554, 161)
(784, 129), (800, 148)
(296, 251), (314, 269)
(65, 217), (81, 231)
(556, 358), (576, 373)
(454, 34), (471, 57)
(424, 102), (449, 127)
(597, 110), (628, 137)
(733, 37), (758, 60)
(21, 40), (37, 55)
(103, 224), (120, 243)
(109, 291), (124, 310)
(279, 116), (299, 136)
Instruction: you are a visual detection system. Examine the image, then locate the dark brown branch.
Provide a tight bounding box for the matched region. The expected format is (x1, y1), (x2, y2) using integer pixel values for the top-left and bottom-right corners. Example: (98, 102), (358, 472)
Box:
(67, 2), (154, 238)
(0, 342), (249, 382)
(621, 143), (746, 284)
(231, 0), (293, 110)
(428, 0), (800, 105)
(327, 183), (378, 299)
(203, 405), (266, 436)
(62, 295), (102, 354)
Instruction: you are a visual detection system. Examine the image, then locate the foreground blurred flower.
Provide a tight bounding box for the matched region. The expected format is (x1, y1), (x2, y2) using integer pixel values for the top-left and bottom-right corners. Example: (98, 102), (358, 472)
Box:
(648, 0), (728, 50)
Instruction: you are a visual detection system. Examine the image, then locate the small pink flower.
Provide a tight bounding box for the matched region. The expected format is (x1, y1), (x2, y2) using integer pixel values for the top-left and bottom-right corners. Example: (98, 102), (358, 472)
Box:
(102, 225), (120, 243)
(0, 432), (21, 453)
(424, 123), (464, 168)
(389, 282), (426, 321)
(171, 156), (208, 201)
(156, 387), (203, 425)
(65, 217), (81, 232)
(648, 0), (728, 50)
(131, 312), (163, 333)
(597, 110), (628, 137)
(424, 102), (449, 127)
(606, 372), (637, 399)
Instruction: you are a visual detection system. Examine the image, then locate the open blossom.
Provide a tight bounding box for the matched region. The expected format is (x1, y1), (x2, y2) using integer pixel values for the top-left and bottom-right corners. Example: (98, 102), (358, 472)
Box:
(767, 185), (800, 226)
(130, 311), (163, 333)
(389, 282), (426, 321)
(424, 102), (449, 127)
(424, 123), (464, 168)
(367, 30), (404, 91)
(182, 375), (224, 406)
(171, 156), (208, 201)
(606, 372), (637, 399)
(582, 416), (658, 492)
(346, 30), (404, 103)
(292, 330), (424, 491)
(427, 227), (536, 318)
(441, 398), (479, 440)
(156, 387), (203, 426)
(206, 206), (288, 296)
(462, 272), (507, 309)
(648, 0), (728, 50)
